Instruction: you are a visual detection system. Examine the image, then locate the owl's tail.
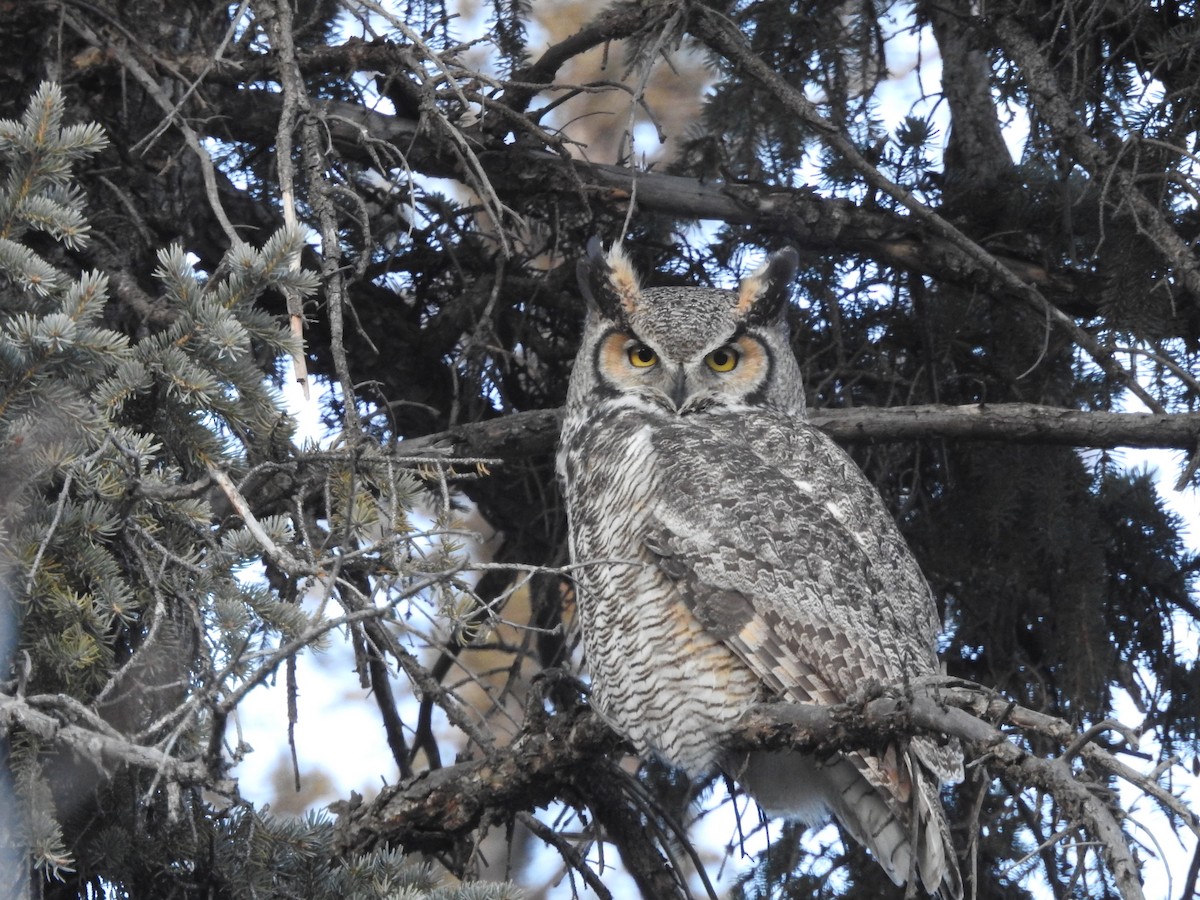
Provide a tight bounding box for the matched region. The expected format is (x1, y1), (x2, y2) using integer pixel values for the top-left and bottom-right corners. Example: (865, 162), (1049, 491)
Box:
(742, 750), (962, 899)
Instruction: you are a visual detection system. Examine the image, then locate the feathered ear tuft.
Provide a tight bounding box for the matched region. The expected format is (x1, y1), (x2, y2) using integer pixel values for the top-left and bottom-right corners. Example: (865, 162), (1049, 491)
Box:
(577, 237), (642, 322)
(734, 247), (799, 324)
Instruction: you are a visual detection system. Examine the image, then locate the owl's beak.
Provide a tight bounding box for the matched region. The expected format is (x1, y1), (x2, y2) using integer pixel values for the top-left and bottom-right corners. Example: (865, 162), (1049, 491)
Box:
(667, 370), (689, 411)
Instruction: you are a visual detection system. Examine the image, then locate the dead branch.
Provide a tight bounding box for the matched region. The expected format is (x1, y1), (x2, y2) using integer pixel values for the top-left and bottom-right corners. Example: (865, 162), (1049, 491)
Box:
(210, 87), (1102, 317)
(330, 702), (624, 856)
(394, 404), (1200, 463)
(0, 693), (212, 787)
(329, 678), (1189, 900)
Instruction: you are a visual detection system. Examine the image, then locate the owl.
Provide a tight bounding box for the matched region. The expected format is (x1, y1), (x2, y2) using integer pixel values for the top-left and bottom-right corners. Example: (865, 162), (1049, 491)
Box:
(556, 239), (963, 897)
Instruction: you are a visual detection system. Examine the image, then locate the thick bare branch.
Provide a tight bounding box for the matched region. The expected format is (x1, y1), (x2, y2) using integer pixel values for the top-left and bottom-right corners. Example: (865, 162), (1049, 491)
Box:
(332, 679), (1176, 900)
(395, 404), (1200, 462)
(331, 704), (624, 856)
(809, 404), (1200, 450)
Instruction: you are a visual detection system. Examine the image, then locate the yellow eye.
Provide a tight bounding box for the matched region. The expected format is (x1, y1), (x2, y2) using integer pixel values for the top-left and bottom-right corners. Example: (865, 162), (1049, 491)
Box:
(705, 346), (739, 372)
(628, 344), (658, 368)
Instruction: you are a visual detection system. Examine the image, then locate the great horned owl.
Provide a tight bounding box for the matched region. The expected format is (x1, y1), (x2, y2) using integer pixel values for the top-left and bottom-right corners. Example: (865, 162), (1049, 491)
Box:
(556, 240), (962, 897)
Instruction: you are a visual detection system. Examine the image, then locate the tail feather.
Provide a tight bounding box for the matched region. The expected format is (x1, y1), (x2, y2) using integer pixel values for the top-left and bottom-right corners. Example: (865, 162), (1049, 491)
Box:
(740, 749), (962, 899)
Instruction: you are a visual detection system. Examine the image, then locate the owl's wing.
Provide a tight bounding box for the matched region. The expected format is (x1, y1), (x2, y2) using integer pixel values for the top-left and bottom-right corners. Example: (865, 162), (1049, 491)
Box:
(645, 420), (960, 782)
(646, 420), (963, 895)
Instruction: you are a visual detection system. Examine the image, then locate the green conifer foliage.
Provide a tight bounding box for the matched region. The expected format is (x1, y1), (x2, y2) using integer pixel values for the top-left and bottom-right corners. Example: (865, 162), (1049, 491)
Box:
(0, 82), (519, 899)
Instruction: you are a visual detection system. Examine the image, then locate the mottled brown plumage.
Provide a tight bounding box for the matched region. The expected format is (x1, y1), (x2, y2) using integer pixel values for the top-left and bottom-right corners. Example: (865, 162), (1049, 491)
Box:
(557, 240), (962, 897)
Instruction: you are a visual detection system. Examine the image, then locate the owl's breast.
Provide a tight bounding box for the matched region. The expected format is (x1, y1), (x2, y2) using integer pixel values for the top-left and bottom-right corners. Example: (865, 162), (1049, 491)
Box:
(558, 410), (762, 775)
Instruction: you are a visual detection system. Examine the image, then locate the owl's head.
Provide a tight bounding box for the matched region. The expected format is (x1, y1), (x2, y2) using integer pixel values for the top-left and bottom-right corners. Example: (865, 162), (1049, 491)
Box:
(569, 239), (803, 416)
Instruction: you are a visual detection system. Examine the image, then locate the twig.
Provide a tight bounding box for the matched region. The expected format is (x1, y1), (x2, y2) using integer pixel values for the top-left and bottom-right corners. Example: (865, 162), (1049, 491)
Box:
(211, 564), (466, 716)
(518, 811), (614, 900)
(129, 0), (253, 155)
(1061, 719), (1136, 762)
(24, 471), (73, 595)
(346, 0), (520, 256)
(249, 0), (311, 400)
(251, 0), (359, 429)
(208, 465), (314, 574)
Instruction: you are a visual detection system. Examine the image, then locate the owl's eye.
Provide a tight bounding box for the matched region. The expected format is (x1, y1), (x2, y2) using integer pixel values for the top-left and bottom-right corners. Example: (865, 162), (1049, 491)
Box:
(627, 344), (658, 368)
(705, 346), (740, 372)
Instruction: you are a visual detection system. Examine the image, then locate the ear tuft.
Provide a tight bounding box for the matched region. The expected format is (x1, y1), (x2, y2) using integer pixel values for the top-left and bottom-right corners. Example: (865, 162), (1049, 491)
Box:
(734, 247), (799, 324)
(577, 237), (642, 322)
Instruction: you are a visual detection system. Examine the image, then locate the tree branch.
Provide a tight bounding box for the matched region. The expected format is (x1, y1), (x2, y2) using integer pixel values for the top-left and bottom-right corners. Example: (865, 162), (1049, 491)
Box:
(331, 679), (1183, 900)
(331, 703), (624, 856)
(0, 693), (212, 787)
(991, 12), (1200, 299)
(735, 683), (1200, 900)
(501, 3), (667, 115)
(211, 88), (1101, 315)
(394, 404), (1200, 462)
(687, 5), (1166, 416)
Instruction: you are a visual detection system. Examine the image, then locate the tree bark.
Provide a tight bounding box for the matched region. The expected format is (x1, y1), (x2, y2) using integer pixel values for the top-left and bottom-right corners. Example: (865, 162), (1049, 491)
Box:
(395, 403), (1200, 462)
